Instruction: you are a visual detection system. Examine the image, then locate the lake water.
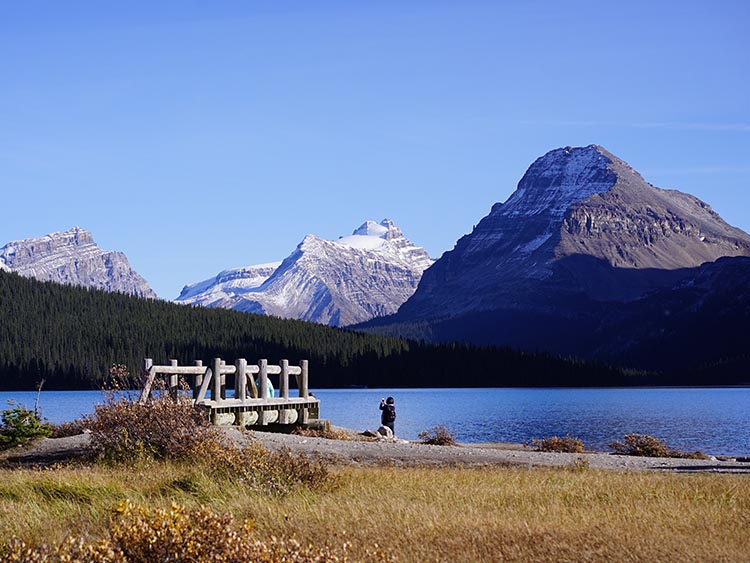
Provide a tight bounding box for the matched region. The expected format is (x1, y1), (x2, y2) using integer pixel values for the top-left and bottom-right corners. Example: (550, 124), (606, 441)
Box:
(2, 387), (749, 456)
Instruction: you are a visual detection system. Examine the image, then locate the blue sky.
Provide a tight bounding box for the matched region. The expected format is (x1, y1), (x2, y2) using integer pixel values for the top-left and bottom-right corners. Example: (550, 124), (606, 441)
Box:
(2, 1), (748, 298)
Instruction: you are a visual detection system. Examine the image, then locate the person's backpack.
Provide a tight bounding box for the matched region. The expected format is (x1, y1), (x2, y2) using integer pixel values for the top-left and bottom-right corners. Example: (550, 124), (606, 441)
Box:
(383, 404), (396, 423)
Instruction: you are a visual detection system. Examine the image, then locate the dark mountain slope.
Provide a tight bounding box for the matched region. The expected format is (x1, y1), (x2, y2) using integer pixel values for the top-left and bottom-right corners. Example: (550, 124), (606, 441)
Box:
(361, 146), (750, 373)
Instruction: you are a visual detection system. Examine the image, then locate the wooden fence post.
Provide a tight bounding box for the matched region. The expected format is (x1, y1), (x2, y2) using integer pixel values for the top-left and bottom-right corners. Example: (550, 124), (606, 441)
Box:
(279, 360), (290, 424)
(169, 359), (178, 399)
(300, 360), (309, 399)
(280, 360), (289, 399)
(212, 358), (222, 402)
(220, 360), (227, 400)
(300, 360), (309, 424)
(259, 359), (268, 425)
(193, 360), (203, 400)
(236, 358), (247, 401)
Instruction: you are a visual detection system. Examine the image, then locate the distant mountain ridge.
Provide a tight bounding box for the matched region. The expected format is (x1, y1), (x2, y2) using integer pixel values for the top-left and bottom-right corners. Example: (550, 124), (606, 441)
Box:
(176, 219), (433, 326)
(364, 145), (750, 370)
(0, 227), (156, 298)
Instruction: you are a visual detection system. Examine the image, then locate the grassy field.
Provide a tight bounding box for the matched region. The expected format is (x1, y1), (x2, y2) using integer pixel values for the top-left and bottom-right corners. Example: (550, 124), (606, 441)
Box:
(1, 461), (748, 562)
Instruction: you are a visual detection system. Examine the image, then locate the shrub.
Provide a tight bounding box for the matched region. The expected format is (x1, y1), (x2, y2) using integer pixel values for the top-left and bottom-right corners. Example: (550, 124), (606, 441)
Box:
(85, 392), (334, 494)
(418, 425), (457, 446)
(87, 394), (220, 463)
(532, 436), (585, 453)
(0, 404), (52, 450)
(4, 500), (372, 562)
(609, 434), (709, 459)
(48, 417), (91, 438)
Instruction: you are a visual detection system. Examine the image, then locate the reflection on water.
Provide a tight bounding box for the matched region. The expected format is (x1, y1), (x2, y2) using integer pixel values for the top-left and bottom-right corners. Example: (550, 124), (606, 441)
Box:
(2, 387), (748, 456)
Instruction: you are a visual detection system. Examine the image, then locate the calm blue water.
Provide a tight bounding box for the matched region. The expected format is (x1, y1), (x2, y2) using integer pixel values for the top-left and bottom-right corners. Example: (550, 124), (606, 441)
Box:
(2, 388), (749, 456)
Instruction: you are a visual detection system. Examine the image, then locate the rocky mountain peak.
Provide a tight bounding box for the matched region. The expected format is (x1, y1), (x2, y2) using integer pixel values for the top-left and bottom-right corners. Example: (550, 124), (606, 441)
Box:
(499, 145), (618, 218)
(396, 145), (750, 319)
(0, 227), (156, 298)
(176, 218), (433, 326)
(352, 218), (403, 241)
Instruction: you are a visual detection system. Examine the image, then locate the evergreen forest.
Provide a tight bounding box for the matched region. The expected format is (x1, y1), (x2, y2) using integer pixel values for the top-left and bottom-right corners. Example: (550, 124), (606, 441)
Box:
(0, 270), (725, 390)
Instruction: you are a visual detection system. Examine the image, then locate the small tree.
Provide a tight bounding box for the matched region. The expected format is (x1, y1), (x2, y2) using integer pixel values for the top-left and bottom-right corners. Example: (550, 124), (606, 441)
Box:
(0, 403), (52, 450)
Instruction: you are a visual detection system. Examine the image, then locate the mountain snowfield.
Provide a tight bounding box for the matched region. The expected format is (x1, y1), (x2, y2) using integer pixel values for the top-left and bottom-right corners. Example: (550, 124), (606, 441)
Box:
(0, 227), (156, 298)
(176, 219), (433, 326)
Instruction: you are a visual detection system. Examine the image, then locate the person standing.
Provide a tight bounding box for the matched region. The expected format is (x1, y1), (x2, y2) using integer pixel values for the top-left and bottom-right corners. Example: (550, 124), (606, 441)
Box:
(379, 396), (396, 435)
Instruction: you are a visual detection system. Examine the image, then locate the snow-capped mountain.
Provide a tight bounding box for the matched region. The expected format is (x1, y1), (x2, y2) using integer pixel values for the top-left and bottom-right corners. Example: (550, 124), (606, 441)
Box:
(176, 219), (432, 326)
(176, 262), (282, 304)
(0, 227), (156, 298)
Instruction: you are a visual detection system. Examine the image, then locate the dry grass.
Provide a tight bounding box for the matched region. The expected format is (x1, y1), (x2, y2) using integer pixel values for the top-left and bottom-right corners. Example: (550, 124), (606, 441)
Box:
(1, 463), (749, 562)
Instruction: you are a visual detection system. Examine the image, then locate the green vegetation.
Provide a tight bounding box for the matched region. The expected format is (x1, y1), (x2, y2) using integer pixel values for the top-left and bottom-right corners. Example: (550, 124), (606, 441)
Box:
(0, 405), (52, 450)
(532, 435), (585, 453)
(609, 434), (709, 459)
(0, 269), (648, 389)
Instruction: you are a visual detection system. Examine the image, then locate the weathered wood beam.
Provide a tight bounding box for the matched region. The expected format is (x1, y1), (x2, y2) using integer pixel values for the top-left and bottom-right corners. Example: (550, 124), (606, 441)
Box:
(259, 359), (268, 424)
(193, 360), (203, 400)
(138, 358), (155, 404)
(300, 360), (309, 399)
(169, 359), (179, 399)
(212, 358), (222, 403)
(280, 359), (290, 400)
(151, 365), (208, 375)
(195, 367), (212, 404)
(236, 358), (247, 402)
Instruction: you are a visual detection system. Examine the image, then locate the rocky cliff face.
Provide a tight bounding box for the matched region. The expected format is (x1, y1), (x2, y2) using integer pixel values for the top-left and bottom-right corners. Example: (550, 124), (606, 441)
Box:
(399, 145), (750, 319)
(0, 227), (156, 298)
(176, 219), (433, 326)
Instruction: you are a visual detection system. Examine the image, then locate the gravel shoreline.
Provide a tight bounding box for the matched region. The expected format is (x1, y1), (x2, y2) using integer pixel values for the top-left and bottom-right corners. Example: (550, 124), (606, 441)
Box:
(248, 428), (750, 474)
(3, 429), (749, 474)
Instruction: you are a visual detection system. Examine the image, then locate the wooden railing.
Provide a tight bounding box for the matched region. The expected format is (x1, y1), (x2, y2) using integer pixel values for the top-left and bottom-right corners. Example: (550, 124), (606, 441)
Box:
(138, 357), (316, 426)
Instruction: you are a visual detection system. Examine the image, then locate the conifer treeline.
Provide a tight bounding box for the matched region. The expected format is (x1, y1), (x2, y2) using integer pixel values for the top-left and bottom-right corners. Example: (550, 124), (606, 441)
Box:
(0, 270), (665, 390)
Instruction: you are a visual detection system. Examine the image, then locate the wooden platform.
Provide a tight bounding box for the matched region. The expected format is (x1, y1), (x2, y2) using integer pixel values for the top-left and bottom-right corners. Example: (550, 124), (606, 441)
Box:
(139, 357), (320, 427)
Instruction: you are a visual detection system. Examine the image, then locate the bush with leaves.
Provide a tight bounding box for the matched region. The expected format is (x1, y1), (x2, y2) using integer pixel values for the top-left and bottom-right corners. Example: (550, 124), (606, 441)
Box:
(417, 425), (457, 446)
(609, 434), (708, 459)
(0, 404), (52, 450)
(532, 436), (585, 453)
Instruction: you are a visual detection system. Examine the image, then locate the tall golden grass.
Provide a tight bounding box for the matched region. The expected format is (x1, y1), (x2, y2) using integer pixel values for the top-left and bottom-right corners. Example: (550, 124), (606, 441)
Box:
(1, 462), (748, 562)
